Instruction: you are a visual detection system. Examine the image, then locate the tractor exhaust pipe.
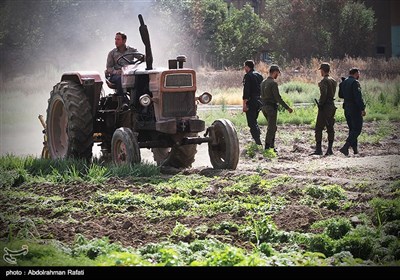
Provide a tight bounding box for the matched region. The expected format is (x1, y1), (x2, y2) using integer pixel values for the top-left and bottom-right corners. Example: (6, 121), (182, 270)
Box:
(138, 14), (153, 70)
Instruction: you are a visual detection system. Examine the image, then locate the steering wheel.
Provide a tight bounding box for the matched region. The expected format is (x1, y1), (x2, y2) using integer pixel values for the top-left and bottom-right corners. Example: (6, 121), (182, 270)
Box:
(117, 52), (145, 66)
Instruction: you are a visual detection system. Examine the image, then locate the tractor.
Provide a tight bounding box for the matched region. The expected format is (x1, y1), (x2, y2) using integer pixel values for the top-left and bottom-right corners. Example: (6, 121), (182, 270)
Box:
(40, 14), (239, 169)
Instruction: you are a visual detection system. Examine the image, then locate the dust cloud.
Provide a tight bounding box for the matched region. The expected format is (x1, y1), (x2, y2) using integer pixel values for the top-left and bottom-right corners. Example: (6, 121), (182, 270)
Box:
(0, 0), (200, 160)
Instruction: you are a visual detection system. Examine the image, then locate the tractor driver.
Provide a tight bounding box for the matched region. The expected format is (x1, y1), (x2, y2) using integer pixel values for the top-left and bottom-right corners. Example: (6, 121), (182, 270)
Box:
(105, 31), (142, 99)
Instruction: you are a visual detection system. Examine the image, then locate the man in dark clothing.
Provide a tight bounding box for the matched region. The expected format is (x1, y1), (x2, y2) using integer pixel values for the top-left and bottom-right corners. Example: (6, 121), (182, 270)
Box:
(260, 65), (293, 151)
(242, 60), (264, 145)
(311, 63), (337, 156)
(338, 67), (366, 156)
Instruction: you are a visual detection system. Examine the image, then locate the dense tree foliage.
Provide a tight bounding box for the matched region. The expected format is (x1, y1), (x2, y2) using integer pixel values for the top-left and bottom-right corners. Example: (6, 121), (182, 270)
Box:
(215, 4), (270, 67)
(152, 0), (269, 68)
(336, 1), (376, 57)
(264, 0), (376, 60)
(0, 0), (377, 77)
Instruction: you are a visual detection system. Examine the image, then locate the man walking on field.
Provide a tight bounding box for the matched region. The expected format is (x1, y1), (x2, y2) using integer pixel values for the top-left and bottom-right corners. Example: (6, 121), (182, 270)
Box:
(311, 63), (337, 156)
(242, 60), (264, 145)
(260, 65), (293, 152)
(338, 67), (366, 156)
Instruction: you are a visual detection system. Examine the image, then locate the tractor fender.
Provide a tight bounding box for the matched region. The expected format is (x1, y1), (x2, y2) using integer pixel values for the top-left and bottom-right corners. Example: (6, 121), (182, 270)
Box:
(61, 71), (103, 116)
(61, 71), (103, 85)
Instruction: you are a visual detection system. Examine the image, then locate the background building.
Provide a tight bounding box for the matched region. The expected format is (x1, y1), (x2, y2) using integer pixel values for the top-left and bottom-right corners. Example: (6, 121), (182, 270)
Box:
(364, 0), (400, 58)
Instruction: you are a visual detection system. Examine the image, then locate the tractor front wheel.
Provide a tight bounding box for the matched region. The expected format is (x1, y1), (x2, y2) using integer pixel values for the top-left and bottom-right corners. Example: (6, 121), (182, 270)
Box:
(208, 119), (239, 170)
(111, 127), (141, 165)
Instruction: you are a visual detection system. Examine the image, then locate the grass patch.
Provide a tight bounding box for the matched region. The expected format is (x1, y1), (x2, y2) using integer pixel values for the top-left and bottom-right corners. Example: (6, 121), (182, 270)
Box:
(197, 77), (400, 127)
(359, 120), (395, 144)
(0, 155), (160, 187)
(301, 184), (347, 210)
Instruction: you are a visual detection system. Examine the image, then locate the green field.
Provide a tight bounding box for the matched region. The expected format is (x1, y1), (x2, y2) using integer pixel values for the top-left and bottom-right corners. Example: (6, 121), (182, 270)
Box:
(1, 155), (400, 266)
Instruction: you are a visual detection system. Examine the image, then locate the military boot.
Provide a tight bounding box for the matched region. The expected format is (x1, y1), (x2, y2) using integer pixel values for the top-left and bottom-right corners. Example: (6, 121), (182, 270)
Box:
(339, 142), (351, 156)
(311, 141), (322, 155)
(351, 144), (358, 154)
(325, 140), (334, 156)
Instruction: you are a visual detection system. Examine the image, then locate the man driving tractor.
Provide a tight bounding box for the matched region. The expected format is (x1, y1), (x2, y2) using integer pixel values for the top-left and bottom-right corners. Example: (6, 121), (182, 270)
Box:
(105, 31), (143, 99)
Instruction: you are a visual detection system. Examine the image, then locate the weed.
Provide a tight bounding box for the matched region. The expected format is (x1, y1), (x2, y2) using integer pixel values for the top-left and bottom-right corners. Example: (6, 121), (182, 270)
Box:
(262, 148), (277, 159)
(309, 234), (335, 257)
(157, 195), (192, 211)
(217, 221), (240, 234)
(245, 143), (261, 158)
(369, 197), (400, 224)
(311, 217), (352, 240)
(204, 246), (246, 266)
(158, 174), (211, 193)
(170, 221), (193, 239)
(72, 235), (129, 260)
(304, 184), (346, 200)
(85, 163), (110, 184)
(242, 216), (278, 245)
(97, 251), (151, 266)
(336, 226), (375, 260)
(257, 242), (274, 257)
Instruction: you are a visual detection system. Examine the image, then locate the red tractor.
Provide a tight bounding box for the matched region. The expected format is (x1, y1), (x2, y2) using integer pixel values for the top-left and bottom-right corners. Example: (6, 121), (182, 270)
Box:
(41, 14), (239, 169)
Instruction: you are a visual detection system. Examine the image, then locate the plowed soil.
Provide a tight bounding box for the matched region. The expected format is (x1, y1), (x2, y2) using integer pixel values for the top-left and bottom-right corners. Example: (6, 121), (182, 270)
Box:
(1, 121), (399, 250)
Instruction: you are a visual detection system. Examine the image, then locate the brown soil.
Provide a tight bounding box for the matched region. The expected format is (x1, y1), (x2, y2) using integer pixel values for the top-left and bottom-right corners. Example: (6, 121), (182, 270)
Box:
(1, 121), (399, 250)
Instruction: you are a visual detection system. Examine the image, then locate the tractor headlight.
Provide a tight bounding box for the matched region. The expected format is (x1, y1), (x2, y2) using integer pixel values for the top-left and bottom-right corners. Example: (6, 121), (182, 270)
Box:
(139, 94), (152, 107)
(198, 92), (212, 104)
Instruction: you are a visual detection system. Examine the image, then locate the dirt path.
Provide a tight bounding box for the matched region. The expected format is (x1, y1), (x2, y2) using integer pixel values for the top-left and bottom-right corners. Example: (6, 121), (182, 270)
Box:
(182, 121), (400, 184)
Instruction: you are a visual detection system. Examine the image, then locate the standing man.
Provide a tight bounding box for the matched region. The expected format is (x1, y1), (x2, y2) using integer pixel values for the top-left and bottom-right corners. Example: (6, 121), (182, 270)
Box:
(106, 31), (141, 97)
(311, 63), (337, 156)
(338, 67), (366, 156)
(260, 65), (293, 151)
(242, 60), (264, 145)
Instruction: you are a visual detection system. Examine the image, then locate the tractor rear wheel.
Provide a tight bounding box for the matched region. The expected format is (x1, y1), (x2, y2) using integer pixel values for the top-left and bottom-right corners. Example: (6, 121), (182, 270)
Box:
(152, 133), (197, 168)
(152, 147), (170, 166)
(208, 119), (239, 169)
(46, 81), (93, 160)
(111, 127), (141, 165)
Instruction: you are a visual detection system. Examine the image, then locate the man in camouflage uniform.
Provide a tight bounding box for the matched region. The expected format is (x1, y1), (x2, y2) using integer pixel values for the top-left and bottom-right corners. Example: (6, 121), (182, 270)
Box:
(106, 31), (141, 97)
(338, 67), (366, 156)
(311, 63), (337, 156)
(242, 60), (264, 145)
(260, 65), (293, 151)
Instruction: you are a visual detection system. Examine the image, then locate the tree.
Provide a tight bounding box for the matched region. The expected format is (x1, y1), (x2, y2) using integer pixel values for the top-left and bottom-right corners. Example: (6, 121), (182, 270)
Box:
(335, 1), (376, 57)
(0, 0), (378, 79)
(153, 0), (269, 68)
(264, 0), (376, 61)
(216, 4), (270, 68)
(194, 0), (228, 67)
